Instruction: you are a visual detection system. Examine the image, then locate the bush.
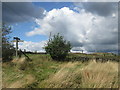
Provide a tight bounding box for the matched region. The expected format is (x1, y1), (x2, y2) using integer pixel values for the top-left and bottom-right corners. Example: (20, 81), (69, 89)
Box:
(2, 23), (15, 62)
(2, 45), (15, 62)
(45, 33), (71, 60)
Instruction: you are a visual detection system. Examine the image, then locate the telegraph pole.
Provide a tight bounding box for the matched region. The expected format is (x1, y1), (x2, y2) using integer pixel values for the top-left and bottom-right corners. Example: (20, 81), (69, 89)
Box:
(11, 37), (24, 58)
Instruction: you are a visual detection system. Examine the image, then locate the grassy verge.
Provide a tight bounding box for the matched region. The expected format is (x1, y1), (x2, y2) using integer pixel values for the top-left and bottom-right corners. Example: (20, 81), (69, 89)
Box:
(2, 54), (118, 88)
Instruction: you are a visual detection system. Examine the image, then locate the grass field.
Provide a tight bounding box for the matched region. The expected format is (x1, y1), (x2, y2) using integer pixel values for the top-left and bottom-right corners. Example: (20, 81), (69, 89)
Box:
(2, 54), (119, 88)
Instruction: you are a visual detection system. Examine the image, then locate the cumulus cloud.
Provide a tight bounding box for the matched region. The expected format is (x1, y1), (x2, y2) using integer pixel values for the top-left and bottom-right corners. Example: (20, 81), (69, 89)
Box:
(17, 41), (47, 52)
(2, 2), (45, 23)
(24, 2), (118, 53)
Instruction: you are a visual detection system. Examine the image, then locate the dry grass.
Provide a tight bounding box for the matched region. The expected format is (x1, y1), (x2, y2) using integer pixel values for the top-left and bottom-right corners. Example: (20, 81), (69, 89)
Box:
(39, 62), (81, 88)
(12, 57), (29, 70)
(39, 61), (118, 88)
(12, 57), (26, 65)
(80, 61), (118, 88)
(2, 57), (30, 88)
(8, 74), (35, 88)
(2, 55), (118, 88)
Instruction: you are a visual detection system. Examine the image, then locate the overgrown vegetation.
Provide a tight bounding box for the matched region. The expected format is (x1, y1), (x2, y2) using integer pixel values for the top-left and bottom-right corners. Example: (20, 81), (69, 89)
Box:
(2, 54), (119, 88)
(2, 23), (15, 62)
(45, 33), (71, 60)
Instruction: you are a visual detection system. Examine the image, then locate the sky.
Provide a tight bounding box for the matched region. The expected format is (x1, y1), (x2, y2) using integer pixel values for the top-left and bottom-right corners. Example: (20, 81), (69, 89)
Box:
(2, 2), (119, 53)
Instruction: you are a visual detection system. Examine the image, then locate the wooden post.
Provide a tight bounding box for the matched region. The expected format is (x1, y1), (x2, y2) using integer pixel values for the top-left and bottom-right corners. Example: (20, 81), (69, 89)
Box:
(82, 50), (83, 53)
(11, 37), (24, 58)
(16, 39), (18, 57)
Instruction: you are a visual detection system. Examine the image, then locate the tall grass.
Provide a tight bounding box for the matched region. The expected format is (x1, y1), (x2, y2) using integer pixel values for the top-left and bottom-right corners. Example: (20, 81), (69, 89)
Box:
(39, 61), (118, 88)
(2, 54), (118, 88)
(80, 61), (118, 88)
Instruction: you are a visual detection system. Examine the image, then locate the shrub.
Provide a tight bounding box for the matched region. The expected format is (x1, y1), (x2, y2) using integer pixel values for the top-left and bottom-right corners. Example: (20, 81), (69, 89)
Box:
(2, 45), (15, 62)
(45, 33), (71, 60)
(2, 23), (15, 62)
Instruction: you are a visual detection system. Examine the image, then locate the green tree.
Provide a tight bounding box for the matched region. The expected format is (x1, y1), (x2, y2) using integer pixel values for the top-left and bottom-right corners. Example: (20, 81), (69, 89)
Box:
(45, 33), (71, 60)
(2, 23), (15, 62)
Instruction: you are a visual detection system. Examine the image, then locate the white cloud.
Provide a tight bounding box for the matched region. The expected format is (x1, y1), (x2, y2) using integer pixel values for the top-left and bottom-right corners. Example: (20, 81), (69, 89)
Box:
(16, 41), (47, 52)
(25, 6), (118, 53)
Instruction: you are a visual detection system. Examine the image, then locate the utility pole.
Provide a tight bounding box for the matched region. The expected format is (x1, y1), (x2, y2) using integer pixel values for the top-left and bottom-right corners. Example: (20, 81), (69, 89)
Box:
(11, 37), (24, 58)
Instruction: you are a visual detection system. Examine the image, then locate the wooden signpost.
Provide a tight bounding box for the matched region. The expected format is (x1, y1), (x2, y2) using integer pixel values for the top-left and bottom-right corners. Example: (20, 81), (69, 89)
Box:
(82, 50), (83, 53)
(11, 37), (24, 58)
